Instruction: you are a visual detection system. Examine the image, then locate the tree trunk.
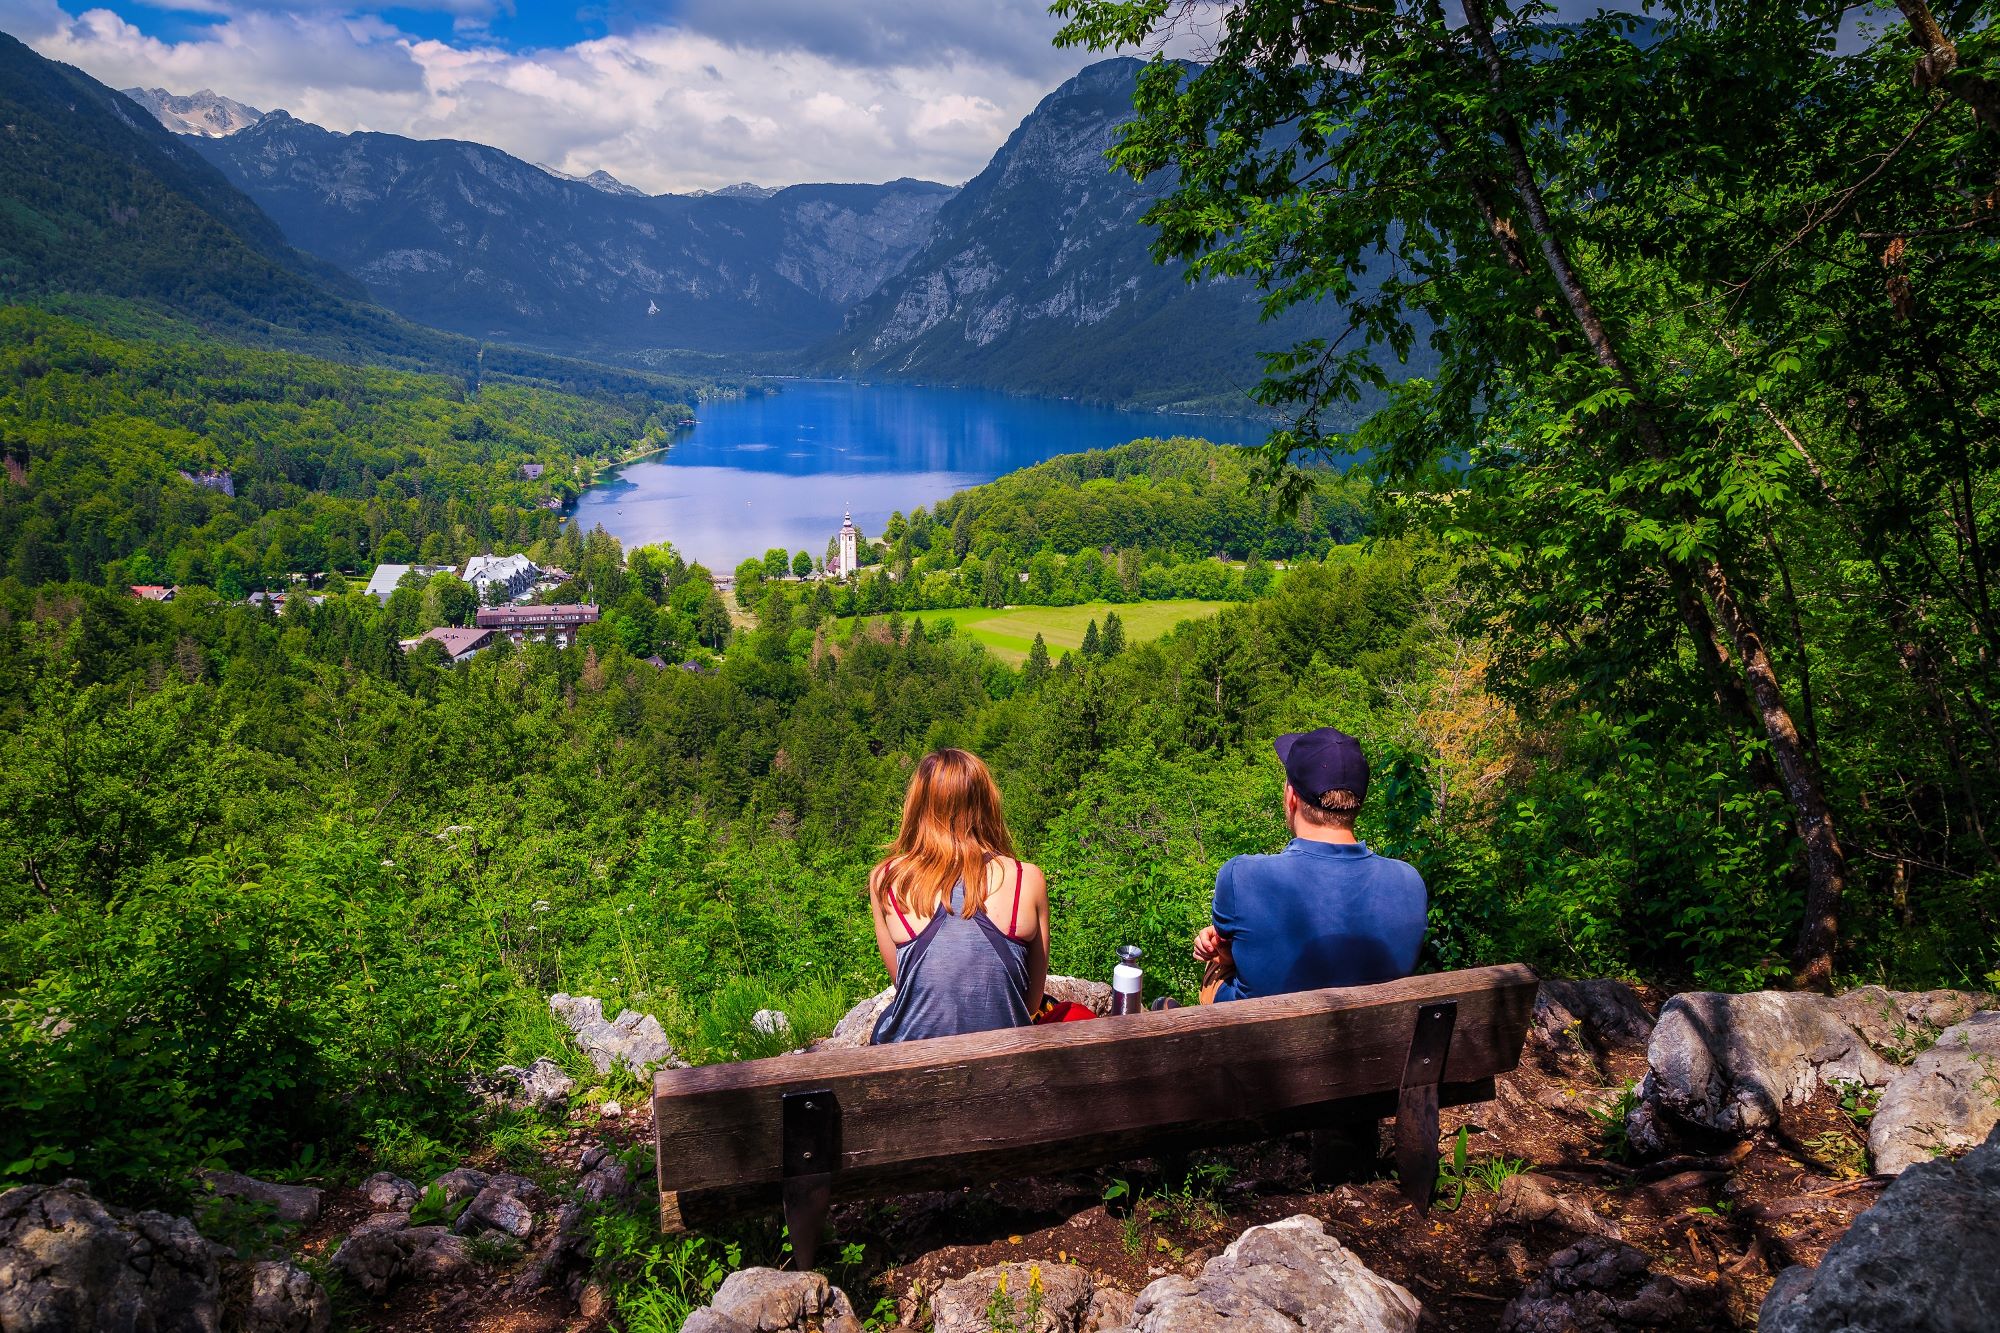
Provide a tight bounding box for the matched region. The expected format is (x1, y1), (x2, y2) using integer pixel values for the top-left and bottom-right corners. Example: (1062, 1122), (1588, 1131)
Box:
(1458, 0), (1851, 989)
(1697, 560), (1848, 992)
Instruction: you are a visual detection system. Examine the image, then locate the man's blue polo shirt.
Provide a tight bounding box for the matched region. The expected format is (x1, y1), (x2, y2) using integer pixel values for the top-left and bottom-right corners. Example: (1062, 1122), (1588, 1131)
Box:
(1212, 839), (1427, 1001)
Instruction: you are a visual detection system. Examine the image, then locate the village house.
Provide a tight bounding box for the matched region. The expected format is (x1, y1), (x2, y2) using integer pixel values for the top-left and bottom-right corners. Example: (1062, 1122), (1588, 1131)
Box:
(463, 553), (539, 602)
(364, 563), (453, 605)
(399, 625), (496, 664)
(129, 585), (176, 601)
(474, 604), (600, 647)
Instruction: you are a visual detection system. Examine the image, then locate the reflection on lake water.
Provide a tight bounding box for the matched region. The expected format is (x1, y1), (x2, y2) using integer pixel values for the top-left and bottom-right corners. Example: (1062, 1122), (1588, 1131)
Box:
(567, 380), (1276, 570)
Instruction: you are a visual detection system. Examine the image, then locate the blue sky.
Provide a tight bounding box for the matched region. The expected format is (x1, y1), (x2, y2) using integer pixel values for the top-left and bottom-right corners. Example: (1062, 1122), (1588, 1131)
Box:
(1, 0), (1111, 191)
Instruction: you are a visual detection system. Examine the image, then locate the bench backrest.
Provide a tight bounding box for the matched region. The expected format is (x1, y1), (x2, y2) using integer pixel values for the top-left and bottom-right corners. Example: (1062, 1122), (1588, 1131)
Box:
(654, 964), (1536, 1213)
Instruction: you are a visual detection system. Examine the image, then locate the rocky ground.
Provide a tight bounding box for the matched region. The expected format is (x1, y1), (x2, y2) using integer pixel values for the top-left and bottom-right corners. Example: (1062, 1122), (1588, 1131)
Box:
(4, 977), (1996, 1332)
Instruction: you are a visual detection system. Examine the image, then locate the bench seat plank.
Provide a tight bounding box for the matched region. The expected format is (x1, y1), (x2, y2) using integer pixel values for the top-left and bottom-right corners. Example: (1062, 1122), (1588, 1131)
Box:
(654, 964), (1536, 1208)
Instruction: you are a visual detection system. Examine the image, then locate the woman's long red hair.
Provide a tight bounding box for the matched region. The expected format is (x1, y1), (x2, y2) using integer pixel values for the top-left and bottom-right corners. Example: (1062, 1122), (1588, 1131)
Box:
(876, 748), (1015, 919)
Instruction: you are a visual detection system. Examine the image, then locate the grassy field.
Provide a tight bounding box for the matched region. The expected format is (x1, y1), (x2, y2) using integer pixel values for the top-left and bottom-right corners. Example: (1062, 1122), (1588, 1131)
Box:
(850, 599), (1232, 665)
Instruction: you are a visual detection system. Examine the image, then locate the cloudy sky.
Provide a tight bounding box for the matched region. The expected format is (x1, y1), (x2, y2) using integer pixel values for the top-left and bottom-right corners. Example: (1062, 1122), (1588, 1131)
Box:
(0, 0), (1153, 192)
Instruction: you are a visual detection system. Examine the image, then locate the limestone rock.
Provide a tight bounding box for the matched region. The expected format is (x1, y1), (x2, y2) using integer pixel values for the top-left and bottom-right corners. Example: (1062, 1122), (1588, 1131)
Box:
(1827, 985), (1993, 1056)
(1498, 1237), (1723, 1333)
(460, 1184), (535, 1238)
(1627, 991), (1893, 1154)
(358, 1172), (418, 1212)
(237, 1258), (331, 1333)
(199, 1170), (323, 1226)
(679, 1267), (862, 1333)
(1761, 1123), (2000, 1332)
(329, 1221), (470, 1297)
(1869, 1010), (2000, 1175)
(470, 1056), (576, 1113)
(351, 1212), (410, 1236)
(577, 1151), (631, 1205)
(1540, 979), (1655, 1050)
(430, 1167), (490, 1205)
(931, 1261), (1095, 1333)
(550, 993), (683, 1074)
(1082, 1288), (1135, 1333)
(1491, 1174), (1623, 1240)
(816, 986), (894, 1050)
(1114, 1214), (1420, 1333)
(0, 1181), (223, 1332)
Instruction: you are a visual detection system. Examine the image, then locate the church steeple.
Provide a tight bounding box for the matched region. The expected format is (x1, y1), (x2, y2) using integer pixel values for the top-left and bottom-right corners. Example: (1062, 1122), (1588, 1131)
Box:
(837, 508), (859, 578)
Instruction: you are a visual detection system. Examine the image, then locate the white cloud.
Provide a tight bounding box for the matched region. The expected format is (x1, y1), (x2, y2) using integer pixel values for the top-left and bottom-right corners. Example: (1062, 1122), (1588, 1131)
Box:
(0, 0), (1123, 192)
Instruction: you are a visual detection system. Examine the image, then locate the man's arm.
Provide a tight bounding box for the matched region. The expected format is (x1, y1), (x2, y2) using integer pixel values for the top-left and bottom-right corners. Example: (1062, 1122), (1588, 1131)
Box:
(1195, 860), (1239, 997)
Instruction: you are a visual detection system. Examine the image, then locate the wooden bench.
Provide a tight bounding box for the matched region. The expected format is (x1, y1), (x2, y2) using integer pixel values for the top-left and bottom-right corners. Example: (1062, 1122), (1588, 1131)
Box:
(652, 963), (1537, 1267)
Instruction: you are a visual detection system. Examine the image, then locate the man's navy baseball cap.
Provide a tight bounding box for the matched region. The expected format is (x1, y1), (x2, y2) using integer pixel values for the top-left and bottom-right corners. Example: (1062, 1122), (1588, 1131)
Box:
(1274, 727), (1369, 801)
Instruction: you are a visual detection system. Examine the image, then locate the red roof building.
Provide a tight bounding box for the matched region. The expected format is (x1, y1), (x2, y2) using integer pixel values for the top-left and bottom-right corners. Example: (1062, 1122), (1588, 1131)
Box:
(474, 603), (600, 646)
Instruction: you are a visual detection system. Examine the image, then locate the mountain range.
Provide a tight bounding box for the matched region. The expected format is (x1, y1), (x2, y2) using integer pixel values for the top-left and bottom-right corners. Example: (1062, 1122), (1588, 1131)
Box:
(165, 58), (1357, 409)
(7, 28), (1368, 411)
(0, 31), (699, 400)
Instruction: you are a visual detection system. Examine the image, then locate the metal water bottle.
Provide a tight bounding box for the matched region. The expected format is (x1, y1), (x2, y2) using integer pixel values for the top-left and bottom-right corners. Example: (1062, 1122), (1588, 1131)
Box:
(1109, 944), (1145, 1015)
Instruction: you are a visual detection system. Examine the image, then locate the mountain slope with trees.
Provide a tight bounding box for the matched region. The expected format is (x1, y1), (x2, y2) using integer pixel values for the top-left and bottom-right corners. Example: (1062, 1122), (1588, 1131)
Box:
(187, 112), (955, 355)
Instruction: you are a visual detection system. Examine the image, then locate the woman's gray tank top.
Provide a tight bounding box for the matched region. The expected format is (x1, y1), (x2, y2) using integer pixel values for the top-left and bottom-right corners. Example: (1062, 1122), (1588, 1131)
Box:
(871, 879), (1031, 1044)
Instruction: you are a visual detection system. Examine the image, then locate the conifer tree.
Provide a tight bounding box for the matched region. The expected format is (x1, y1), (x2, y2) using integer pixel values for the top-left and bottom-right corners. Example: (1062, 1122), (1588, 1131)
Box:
(1081, 619), (1101, 657)
(1024, 632), (1051, 687)
(1101, 610), (1125, 657)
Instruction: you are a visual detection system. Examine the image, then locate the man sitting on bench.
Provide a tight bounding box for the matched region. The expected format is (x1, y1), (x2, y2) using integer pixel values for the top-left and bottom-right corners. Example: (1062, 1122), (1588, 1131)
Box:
(1193, 727), (1427, 1003)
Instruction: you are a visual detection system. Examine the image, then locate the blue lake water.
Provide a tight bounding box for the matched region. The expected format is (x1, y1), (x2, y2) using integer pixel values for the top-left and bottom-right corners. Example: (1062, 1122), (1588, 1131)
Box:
(568, 380), (1277, 569)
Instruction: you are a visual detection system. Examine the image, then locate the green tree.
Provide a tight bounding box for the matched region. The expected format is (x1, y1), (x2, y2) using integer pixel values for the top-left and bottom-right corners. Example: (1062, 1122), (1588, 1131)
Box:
(1081, 618), (1102, 658)
(1101, 610), (1126, 658)
(1053, 0), (2000, 990)
(792, 550), (814, 580)
(1023, 633), (1052, 689)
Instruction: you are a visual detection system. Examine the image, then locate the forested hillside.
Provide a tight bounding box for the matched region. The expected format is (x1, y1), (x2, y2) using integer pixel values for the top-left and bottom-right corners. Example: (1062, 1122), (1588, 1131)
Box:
(0, 309), (686, 591)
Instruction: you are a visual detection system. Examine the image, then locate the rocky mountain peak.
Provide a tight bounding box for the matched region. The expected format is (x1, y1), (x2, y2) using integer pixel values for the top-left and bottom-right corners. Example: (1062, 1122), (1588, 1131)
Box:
(122, 86), (263, 137)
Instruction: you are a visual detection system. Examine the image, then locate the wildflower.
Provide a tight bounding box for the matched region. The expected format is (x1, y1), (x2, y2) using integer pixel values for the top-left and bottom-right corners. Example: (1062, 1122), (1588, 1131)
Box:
(531, 899), (550, 913)
(1029, 1264), (1043, 1298)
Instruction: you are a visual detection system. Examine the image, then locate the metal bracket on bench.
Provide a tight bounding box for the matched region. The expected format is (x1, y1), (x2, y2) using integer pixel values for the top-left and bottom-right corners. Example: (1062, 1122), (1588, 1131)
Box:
(1393, 1001), (1457, 1211)
(781, 1089), (839, 1271)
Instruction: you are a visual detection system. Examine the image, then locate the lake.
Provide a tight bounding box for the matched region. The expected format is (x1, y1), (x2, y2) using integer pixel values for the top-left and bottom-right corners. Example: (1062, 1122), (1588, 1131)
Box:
(567, 380), (1277, 570)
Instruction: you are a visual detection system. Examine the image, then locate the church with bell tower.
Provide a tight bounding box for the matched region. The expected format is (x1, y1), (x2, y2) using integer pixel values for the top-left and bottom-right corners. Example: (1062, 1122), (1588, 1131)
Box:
(837, 510), (859, 578)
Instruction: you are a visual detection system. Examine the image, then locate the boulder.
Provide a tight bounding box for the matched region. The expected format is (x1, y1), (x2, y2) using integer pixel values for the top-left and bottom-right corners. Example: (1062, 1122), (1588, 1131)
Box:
(679, 1267), (863, 1333)
(577, 1151), (631, 1205)
(199, 1170), (323, 1227)
(329, 1222), (470, 1298)
(358, 1171), (418, 1212)
(1626, 991), (1893, 1154)
(236, 1259), (331, 1333)
(931, 1261), (1095, 1333)
(817, 975), (1115, 1051)
(1499, 1237), (1723, 1332)
(816, 986), (894, 1050)
(1539, 979), (1655, 1050)
(1491, 1174), (1623, 1240)
(460, 1185), (535, 1239)
(550, 993), (684, 1074)
(1083, 1288), (1136, 1333)
(0, 1180), (223, 1333)
(1109, 1214), (1420, 1333)
(1869, 1011), (2000, 1175)
(1762, 1122), (2000, 1332)
(470, 1057), (576, 1114)
(1826, 986), (1992, 1057)
(430, 1167), (490, 1205)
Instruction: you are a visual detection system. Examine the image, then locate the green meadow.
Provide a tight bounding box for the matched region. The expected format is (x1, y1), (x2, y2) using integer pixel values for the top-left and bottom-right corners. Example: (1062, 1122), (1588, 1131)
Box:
(853, 599), (1231, 664)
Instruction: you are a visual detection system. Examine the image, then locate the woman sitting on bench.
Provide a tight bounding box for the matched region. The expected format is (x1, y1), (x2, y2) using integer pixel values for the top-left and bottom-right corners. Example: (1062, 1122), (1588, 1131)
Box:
(867, 748), (1050, 1044)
